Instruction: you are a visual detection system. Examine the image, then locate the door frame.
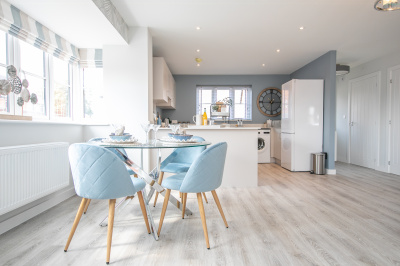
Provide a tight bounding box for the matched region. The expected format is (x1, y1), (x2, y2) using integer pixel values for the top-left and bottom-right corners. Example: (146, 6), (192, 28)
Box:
(347, 71), (381, 169)
(387, 64), (400, 174)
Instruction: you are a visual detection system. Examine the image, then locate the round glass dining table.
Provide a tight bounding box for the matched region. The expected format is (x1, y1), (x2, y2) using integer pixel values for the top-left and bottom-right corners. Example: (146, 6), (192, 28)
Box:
(96, 139), (211, 240)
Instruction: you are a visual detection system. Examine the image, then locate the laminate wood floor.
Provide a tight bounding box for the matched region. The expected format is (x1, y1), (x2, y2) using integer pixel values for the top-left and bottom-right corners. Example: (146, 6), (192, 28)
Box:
(1, 162), (400, 265)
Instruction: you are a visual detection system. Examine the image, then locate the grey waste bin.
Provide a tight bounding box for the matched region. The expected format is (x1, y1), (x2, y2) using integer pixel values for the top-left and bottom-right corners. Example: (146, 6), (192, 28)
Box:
(311, 153), (326, 175)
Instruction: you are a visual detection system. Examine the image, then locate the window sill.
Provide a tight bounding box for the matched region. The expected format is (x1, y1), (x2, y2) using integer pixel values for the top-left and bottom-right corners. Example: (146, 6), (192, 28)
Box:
(0, 116), (108, 126)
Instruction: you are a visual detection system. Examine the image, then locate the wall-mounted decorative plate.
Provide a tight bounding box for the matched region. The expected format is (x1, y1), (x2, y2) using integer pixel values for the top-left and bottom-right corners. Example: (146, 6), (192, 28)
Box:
(257, 87), (282, 117)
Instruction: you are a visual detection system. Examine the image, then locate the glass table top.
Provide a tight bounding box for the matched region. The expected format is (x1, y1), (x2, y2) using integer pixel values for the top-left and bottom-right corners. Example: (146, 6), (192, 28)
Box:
(96, 139), (211, 149)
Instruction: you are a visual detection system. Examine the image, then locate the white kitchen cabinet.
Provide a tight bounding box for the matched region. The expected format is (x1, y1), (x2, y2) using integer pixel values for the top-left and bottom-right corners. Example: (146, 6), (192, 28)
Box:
(153, 57), (176, 109)
(271, 127), (281, 162)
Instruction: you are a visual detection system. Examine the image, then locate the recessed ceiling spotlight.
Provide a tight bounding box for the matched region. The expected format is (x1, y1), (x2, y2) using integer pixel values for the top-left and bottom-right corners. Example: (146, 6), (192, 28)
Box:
(299, 26), (304, 30)
(196, 26), (201, 30)
(196, 49), (200, 53)
(276, 49), (280, 53)
(197, 63), (200, 67)
(262, 64), (265, 67)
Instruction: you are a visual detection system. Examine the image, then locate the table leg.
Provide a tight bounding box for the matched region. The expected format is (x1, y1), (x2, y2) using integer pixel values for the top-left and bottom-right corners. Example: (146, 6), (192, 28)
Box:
(125, 158), (192, 216)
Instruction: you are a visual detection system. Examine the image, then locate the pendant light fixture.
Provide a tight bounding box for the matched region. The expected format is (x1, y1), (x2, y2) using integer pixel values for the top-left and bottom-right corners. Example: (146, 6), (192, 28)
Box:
(374, 0), (399, 11)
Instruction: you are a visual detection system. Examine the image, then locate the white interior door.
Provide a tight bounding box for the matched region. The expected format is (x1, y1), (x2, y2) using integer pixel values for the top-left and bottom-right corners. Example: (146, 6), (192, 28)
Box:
(348, 73), (379, 169)
(389, 66), (400, 175)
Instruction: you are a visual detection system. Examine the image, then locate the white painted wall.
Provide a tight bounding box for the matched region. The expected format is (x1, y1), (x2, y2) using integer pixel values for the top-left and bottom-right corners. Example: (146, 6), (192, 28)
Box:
(103, 27), (153, 170)
(336, 50), (400, 172)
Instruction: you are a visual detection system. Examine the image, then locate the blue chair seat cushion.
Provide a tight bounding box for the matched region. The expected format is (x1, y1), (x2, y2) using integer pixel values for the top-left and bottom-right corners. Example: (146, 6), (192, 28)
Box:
(161, 163), (191, 173)
(161, 173), (186, 191)
(131, 177), (146, 191)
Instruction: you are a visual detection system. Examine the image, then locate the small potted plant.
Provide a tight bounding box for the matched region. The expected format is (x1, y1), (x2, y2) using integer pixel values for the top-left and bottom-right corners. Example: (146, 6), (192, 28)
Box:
(211, 97), (232, 116)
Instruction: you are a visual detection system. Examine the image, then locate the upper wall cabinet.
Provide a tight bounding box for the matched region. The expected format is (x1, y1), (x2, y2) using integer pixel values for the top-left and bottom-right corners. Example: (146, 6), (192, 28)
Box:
(153, 57), (176, 109)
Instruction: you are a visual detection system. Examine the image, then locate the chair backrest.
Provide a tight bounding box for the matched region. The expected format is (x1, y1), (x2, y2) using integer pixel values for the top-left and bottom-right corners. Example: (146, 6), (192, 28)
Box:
(161, 136), (206, 166)
(68, 143), (138, 199)
(179, 142), (227, 193)
(88, 137), (128, 161)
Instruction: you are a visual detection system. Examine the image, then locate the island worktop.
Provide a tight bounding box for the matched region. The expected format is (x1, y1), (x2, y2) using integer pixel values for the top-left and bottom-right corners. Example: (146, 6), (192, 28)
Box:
(158, 126), (258, 188)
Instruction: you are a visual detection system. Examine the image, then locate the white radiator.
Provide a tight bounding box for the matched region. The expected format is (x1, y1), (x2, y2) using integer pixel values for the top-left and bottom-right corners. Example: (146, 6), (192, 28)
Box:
(0, 142), (70, 216)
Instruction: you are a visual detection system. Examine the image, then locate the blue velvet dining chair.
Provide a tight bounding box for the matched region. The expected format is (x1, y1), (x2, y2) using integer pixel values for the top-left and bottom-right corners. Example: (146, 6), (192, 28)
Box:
(82, 138), (138, 214)
(64, 143), (150, 264)
(157, 142), (229, 249)
(153, 136), (207, 207)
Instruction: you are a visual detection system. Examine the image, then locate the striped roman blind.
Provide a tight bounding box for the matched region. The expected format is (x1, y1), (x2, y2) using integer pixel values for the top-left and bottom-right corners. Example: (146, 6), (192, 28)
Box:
(0, 0), (80, 64)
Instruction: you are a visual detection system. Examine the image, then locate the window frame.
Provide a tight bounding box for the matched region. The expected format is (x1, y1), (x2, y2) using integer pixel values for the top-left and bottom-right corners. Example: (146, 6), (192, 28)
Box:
(0, 31), (80, 122)
(0, 31), (11, 114)
(196, 85), (252, 121)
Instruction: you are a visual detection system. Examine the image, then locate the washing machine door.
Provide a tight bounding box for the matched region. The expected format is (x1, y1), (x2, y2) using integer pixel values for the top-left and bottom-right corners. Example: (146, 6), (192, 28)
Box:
(258, 137), (265, 151)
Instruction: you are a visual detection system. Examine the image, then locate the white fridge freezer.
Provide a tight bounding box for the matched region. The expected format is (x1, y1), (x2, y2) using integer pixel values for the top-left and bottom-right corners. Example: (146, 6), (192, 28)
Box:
(280, 79), (324, 171)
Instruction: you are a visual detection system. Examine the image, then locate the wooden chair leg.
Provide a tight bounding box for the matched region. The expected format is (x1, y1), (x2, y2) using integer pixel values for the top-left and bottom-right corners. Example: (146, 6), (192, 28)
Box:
(106, 199), (116, 264)
(83, 199), (91, 214)
(137, 191), (151, 234)
(181, 193), (187, 219)
(197, 193), (210, 249)
(157, 189), (171, 237)
(211, 190), (228, 228)
(64, 198), (88, 252)
(153, 172), (165, 207)
(202, 192), (208, 203)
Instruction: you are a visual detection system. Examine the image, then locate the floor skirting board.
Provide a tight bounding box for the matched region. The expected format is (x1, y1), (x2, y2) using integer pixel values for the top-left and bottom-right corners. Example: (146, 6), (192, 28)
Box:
(326, 168), (337, 175)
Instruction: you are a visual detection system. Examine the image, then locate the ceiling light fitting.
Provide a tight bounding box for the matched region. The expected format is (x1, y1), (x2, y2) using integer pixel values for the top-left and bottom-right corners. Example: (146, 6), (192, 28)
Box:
(336, 64), (350, 76)
(374, 0), (399, 11)
(299, 26), (304, 30)
(196, 26), (201, 30)
(196, 49), (200, 53)
(276, 49), (280, 53)
(195, 58), (202, 66)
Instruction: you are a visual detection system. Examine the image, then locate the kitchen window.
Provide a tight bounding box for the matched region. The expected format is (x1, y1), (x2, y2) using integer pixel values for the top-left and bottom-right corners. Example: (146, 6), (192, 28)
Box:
(196, 86), (252, 120)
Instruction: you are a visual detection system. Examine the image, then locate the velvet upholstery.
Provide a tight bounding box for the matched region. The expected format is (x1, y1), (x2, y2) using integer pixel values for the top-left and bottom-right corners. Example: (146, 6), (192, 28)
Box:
(160, 136), (206, 173)
(88, 137), (136, 176)
(161, 142), (227, 193)
(68, 143), (145, 200)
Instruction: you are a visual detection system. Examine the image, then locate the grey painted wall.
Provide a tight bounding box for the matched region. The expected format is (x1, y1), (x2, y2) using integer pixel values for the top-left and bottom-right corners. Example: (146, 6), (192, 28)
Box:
(290, 50), (337, 170)
(163, 75), (291, 124)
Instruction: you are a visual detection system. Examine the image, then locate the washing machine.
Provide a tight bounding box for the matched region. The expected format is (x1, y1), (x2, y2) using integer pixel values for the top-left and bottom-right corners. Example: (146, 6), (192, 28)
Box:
(258, 128), (271, 163)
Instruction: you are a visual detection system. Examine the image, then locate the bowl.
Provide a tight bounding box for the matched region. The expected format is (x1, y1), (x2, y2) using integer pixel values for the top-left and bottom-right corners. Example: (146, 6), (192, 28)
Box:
(109, 133), (132, 141)
(168, 133), (193, 141)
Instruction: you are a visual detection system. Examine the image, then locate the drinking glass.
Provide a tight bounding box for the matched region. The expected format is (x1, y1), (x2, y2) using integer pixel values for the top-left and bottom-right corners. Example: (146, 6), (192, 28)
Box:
(141, 122), (152, 144)
(152, 124), (161, 143)
(169, 124), (180, 135)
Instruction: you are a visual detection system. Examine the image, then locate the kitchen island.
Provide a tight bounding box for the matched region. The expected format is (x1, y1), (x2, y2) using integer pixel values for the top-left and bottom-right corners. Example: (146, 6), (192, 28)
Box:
(158, 125), (258, 188)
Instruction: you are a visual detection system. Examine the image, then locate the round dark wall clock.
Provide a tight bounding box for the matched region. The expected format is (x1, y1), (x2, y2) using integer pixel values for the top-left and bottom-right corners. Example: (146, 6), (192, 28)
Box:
(257, 87), (282, 117)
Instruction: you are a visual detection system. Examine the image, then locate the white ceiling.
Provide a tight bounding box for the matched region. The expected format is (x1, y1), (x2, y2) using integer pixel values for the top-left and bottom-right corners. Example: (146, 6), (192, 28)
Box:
(7, 0), (400, 75)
